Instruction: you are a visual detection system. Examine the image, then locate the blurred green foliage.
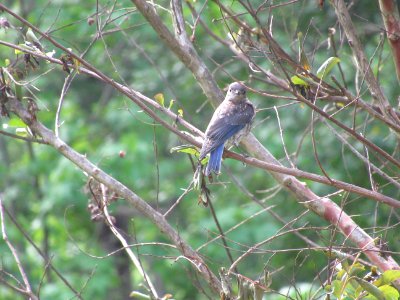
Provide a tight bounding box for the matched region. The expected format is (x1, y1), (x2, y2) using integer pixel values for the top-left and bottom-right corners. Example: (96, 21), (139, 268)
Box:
(0, 0), (399, 299)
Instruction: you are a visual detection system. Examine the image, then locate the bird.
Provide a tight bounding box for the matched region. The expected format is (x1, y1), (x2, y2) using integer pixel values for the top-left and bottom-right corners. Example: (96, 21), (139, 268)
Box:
(198, 82), (255, 176)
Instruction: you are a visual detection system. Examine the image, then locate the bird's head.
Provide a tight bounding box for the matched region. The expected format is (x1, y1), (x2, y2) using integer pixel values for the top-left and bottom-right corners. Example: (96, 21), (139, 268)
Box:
(226, 82), (246, 102)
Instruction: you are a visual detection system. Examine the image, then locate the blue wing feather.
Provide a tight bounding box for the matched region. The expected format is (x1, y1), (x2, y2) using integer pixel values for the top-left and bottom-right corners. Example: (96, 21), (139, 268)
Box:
(205, 144), (224, 175)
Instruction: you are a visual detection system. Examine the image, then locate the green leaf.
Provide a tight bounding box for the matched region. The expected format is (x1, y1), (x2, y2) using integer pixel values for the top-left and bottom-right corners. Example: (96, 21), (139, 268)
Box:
(378, 285), (399, 300)
(26, 28), (43, 50)
(46, 50), (56, 58)
(13, 71), (23, 100)
(374, 270), (400, 286)
(168, 99), (175, 110)
(154, 93), (165, 107)
(291, 75), (309, 86)
(171, 144), (209, 164)
(348, 263), (365, 276)
(170, 145), (199, 156)
(26, 28), (40, 44)
(8, 118), (27, 127)
(297, 32), (311, 71)
(129, 291), (151, 299)
(15, 43), (35, 55)
(316, 57), (340, 79)
(353, 277), (385, 300)
(15, 128), (28, 137)
(332, 279), (343, 298)
(252, 283), (265, 300)
(177, 108), (183, 117)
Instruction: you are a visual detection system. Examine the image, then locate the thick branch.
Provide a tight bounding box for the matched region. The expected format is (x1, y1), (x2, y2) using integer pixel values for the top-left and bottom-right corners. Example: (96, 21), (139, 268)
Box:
(379, 0), (400, 83)
(2, 41), (396, 206)
(6, 97), (222, 294)
(1, 1), (399, 278)
(131, 0), (400, 272)
(131, 0), (224, 103)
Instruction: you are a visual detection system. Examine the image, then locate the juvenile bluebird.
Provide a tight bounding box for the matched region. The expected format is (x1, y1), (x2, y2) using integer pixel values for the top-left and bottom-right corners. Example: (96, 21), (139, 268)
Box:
(199, 82), (255, 176)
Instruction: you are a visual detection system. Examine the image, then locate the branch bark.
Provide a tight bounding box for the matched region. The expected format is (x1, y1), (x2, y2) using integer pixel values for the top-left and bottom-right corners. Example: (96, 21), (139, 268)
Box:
(332, 0), (399, 124)
(1, 3), (399, 293)
(2, 40), (396, 206)
(131, 0), (400, 273)
(378, 0), (400, 83)
(6, 97), (222, 295)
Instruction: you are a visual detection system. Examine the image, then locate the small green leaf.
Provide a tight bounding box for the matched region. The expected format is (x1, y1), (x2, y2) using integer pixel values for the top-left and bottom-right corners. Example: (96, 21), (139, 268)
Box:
(374, 270), (400, 286)
(297, 32), (311, 71)
(168, 99), (175, 110)
(378, 285), (399, 300)
(316, 57), (340, 79)
(348, 263), (365, 276)
(324, 284), (332, 293)
(177, 108), (183, 117)
(15, 43), (35, 55)
(336, 269), (347, 281)
(291, 75), (309, 86)
(8, 118), (27, 127)
(332, 279), (343, 298)
(154, 93), (165, 107)
(129, 291), (151, 299)
(171, 145), (209, 168)
(252, 283), (265, 300)
(12, 71), (23, 100)
(45, 50), (56, 58)
(26, 28), (43, 50)
(170, 145), (199, 156)
(353, 277), (385, 300)
(71, 57), (81, 73)
(15, 128), (28, 137)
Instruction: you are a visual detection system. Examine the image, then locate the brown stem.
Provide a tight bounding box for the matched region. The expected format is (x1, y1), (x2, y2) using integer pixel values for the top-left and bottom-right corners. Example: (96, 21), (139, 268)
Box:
(378, 0), (400, 83)
(332, 0), (397, 124)
(7, 96), (223, 294)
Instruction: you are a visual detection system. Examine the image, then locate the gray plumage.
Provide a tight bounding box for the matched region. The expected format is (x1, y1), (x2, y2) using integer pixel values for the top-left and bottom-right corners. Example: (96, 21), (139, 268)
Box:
(199, 82), (255, 176)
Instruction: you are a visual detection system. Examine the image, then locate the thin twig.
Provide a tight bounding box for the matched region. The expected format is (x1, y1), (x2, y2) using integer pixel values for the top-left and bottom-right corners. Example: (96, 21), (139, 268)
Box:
(274, 106), (295, 168)
(0, 195), (38, 300)
(100, 184), (160, 299)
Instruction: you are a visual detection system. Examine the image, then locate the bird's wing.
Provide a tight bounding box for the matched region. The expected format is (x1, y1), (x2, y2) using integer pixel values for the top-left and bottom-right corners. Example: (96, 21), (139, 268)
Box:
(200, 101), (254, 157)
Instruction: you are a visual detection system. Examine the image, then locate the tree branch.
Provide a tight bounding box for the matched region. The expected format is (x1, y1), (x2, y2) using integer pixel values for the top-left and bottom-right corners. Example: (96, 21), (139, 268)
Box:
(1, 2), (399, 287)
(332, 0), (399, 124)
(0, 196), (38, 300)
(6, 96), (223, 294)
(2, 39), (397, 206)
(130, 0), (400, 273)
(378, 0), (400, 83)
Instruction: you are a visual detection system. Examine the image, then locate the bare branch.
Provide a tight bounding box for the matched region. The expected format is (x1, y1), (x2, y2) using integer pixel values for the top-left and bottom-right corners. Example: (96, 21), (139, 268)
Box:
(6, 96), (222, 294)
(100, 184), (160, 299)
(332, 0), (399, 124)
(378, 0), (400, 83)
(0, 196), (38, 300)
(130, 0), (400, 273)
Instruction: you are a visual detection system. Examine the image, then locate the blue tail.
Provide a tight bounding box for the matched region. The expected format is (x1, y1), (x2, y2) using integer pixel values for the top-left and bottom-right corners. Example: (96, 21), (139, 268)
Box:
(205, 144), (224, 176)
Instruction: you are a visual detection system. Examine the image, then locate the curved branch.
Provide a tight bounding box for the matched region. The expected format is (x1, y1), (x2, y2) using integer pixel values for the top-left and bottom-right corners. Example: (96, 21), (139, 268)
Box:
(378, 0), (400, 83)
(1, 1), (399, 281)
(332, 0), (399, 124)
(4, 40), (397, 205)
(130, 0), (400, 273)
(6, 96), (222, 294)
